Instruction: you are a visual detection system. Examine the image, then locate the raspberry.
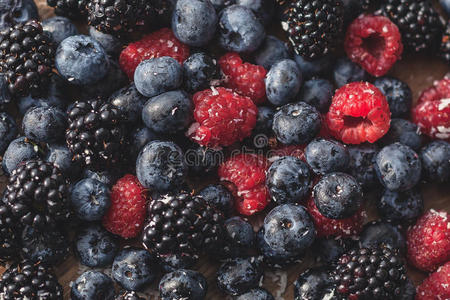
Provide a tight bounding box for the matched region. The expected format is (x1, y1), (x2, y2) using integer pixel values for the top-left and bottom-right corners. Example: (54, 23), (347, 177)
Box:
(103, 175), (147, 239)
(416, 262), (450, 300)
(119, 28), (190, 79)
(219, 52), (267, 105)
(407, 209), (450, 272)
(188, 87), (257, 147)
(412, 78), (450, 140)
(345, 15), (403, 77)
(218, 153), (270, 215)
(306, 196), (366, 238)
(326, 82), (391, 144)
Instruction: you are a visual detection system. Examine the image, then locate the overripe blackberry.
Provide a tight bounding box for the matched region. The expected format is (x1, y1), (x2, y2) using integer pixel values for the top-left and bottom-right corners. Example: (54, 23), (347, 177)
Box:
(281, 0), (344, 60)
(65, 98), (127, 169)
(379, 0), (444, 52)
(142, 192), (224, 258)
(0, 20), (55, 97)
(0, 260), (63, 299)
(440, 21), (450, 63)
(47, 0), (88, 20)
(0, 204), (19, 262)
(333, 247), (407, 299)
(3, 159), (70, 229)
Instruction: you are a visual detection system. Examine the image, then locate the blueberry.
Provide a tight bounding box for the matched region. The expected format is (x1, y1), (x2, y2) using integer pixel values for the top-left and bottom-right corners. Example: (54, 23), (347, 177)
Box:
(216, 257), (263, 296)
(46, 144), (81, 179)
(70, 178), (110, 221)
(112, 247), (158, 291)
(183, 52), (219, 93)
(265, 59), (302, 106)
(159, 269), (207, 300)
(134, 57), (183, 98)
(266, 156), (311, 204)
(110, 84), (147, 124)
(71, 270), (115, 300)
(197, 184), (234, 216)
(234, 0), (275, 25)
(305, 138), (349, 175)
(42, 16), (78, 45)
(2, 136), (40, 175)
(378, 118), (422, 151)
(83, 169), (117, 187)
(22, 106), (67, 143)
(313, 238), (355, 264)
(359, 220), (406, 254)
(236, 288), (274, 300)
(253, 106), (275, 135)
(75, 224), (118, 267)
(263, 204), (316, 255)
(400, 278), (416, 300)
(272, 101), (321, 145)
(378, 188), (423, 224)
(374, 77), (412, 118)
(313, 172), (363, 219)
(115, 291), (145, 300)
(210, 0), (233, 10)
(0, 113), (17, 156)
(254, 35), (290, 70)
(130, 127), (158, 162)
(89, 26), (123, 56)
(186, 144), (223, 174)
(136, 141), (187, 191)
(56, 35), (109, 85)
(256, 228), (302, 267)
(332, 57), (367, 88)
(0, 74), (12, 109)
(142, 90), (193, 134)
(159, 253), (198, 273)
(218, 5), (265, 52)
(215, 216), (255, 258)
(420, 140), (450, 182)
(0, 0), (38, 29)
(441, 0), (450, 15)
(347, 143), (379, 190)
(294, 54), (332, 79)
(172, 0), (217, 47)
(298, 78), (333, 113)
(293, 267), (338, 300)
(374, 143), (422, 191)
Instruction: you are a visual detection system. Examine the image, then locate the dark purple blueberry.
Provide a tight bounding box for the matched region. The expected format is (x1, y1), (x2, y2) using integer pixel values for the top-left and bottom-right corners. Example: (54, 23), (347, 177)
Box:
(71, 270), (115, 300)
(299, 78), (333, 113)
(42, 16), (78, 44)
(75, 224), (118, 267)
(420, 140), (450, 183)
(198, 184), (234, 216)
(254, 35), (290, 70)
(46, 144), (81, 179)
(378, 188), (423, 224)
(359, 220), (406, 254)
(2, 136), (40, 175)
(305, 138), (349, 175)
(159, 269), (207, 300)
(347, 143), (379, 190)
(215, 216), (255, 259)
(378, 119), (422, 151)
(332, 57), (367, 88)
(70, 178), (110, 221)
(294, 267), (338, 300)
(110, 84), (147, 124)
(22, 106), (67, 144)
(265, 59), (302, 106)
(183, 52), (219, 93)
(0, 113), (17, 156)
(374, 77), (412, 118)
(217, 257), (263, 296)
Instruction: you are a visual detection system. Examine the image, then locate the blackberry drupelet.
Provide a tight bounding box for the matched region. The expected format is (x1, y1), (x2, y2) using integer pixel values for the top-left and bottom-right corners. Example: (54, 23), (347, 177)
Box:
(281, 0), (344, 60)
(379, 0), (444, 52)
(0, 204), (19, 262)
(142, 192), (224, 258)
(47, 0), (88, 20)
(333, 247), (407, 299)
(0, 20), (55, 97)
(440, 21), (450, 63)
(0, 260), (63, 299)
(65, 98), (127, 169)
(3, 159), (70, 229)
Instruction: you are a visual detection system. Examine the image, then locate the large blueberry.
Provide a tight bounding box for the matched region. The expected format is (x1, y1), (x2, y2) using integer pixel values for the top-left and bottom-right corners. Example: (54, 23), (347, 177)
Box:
(420, 140), (450, 182)
(305, 138), (349, 175)
(347, 143), (379, 190)
(70, 178), (110, 221)
(22, 106), (67, 143)
(159, 269), (207, 300)
(332, 57), (367, 88)
(0, 0), (38, 29)
(75, 224), (118, 267)
(110, 84), (147, 123)
(2, 136), (40, 175)
(89, 26), (122, 56)
(359, 220), (406, 254)
(0, 113), (17, 156)
(378, 188), (423, 224)
(256, 228), (302, 268)
(374, 77), (412, 118)
(299, 78), (333, 113)
(217, 257), (263, 296)
(42, 16), (78, 44)
(71, 270), (115, 300)
(183, 52), (219, 93)
(215, 216), (255, 258)
(378, 118), (422, 151)
(254, 35), (290, 70)
(198, 184), (234, 217)
(46, 144), (81, 179)
(265, 59), (302, 106)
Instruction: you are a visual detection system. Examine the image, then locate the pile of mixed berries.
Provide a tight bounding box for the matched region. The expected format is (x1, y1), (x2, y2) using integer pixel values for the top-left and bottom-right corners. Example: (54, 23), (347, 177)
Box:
(0, 0), (448, 298)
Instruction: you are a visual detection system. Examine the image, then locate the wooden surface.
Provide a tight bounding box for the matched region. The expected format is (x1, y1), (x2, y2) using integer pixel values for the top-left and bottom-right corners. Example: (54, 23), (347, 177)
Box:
(0, 1), (449, 299)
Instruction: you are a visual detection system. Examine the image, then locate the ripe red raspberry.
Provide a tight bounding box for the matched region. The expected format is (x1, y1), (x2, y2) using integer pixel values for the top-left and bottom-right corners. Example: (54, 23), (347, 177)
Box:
(306, 196), (366, 238)
(103, 174), (147, 239)
(188, 87), (257, 147)
(412, 78), (450, 140)
(218, 153), (270, 215)
(345, 15), (403, 77)
(326, 82), (391, 144)
(119, 28), (190, 79)
(219, 52), (267, 104)
(407, 209), (450, 272)
(416, 262), (450, 300)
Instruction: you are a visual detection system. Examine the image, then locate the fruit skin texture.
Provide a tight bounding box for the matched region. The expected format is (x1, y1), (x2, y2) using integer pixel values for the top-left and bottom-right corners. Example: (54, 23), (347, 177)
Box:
(71, 270), (115, 300)
(70, 178), (110, 221)
(22, 106), (66, 144)
(1, 136), (40, 175)
(420, 141), (450, 183)
(326, 82), (391, 144)
(265, 59), (302, 106)
(42, 16), (78, 45)
(359, 220), (406, 254)
(305, 138), (350, 175)
(159, 269), (207, 300)
(345, 15), (403, 77)
(0, 0), (38, 29)
(102, 174), (147, 239)
(378, 188), (423, 224)
(407, 209), (450, 272)
(378, 118), (422, 151)
(416, 261), (450, 300)
(332, 57), (367, 88)
(219, 153), (269, 215)
(197, 184), (234, 217)
(347, 143), (379, 190)
(294, 267), (338, 300)
(254, 35), (290, 70)
(110, 84), (147, 124)
(373, 76), (412, 118)
(189, 87), (257, 148)
(216, 257), (263, 296)
(183, 52), (219, 93)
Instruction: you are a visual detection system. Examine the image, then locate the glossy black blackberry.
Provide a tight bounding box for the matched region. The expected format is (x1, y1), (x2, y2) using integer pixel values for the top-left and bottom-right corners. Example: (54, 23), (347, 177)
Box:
(379, 0), (444, 52)
(440, 21), (450, 63)
(0, 260), (63, 299)
(0, 204), (19, 262)
(65, 98), (127, 169)
(0, 20), (55, 97)
(47, 0), (88, 20)
(3, 159), (70, 229)
(333, 247), (407, 300)
(142, 192), (224, 257)
(281, 0), (344, 60)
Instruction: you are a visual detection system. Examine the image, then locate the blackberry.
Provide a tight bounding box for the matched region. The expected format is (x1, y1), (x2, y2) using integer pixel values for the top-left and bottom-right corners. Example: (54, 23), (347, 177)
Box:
(333, 247), (407, 299)
(47, 0), (87, 20)
(379, 0), (444, 52)
(0, 20), (55, 97)
(0, 204), (19, 262)
(281, 0), (344, 60)
(3, 159), (70, 229)
(0, 260), (63, 299)
(440, 21), (450, 63)
(65, 98), (127, 169)
(142, 192), (224, 258)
